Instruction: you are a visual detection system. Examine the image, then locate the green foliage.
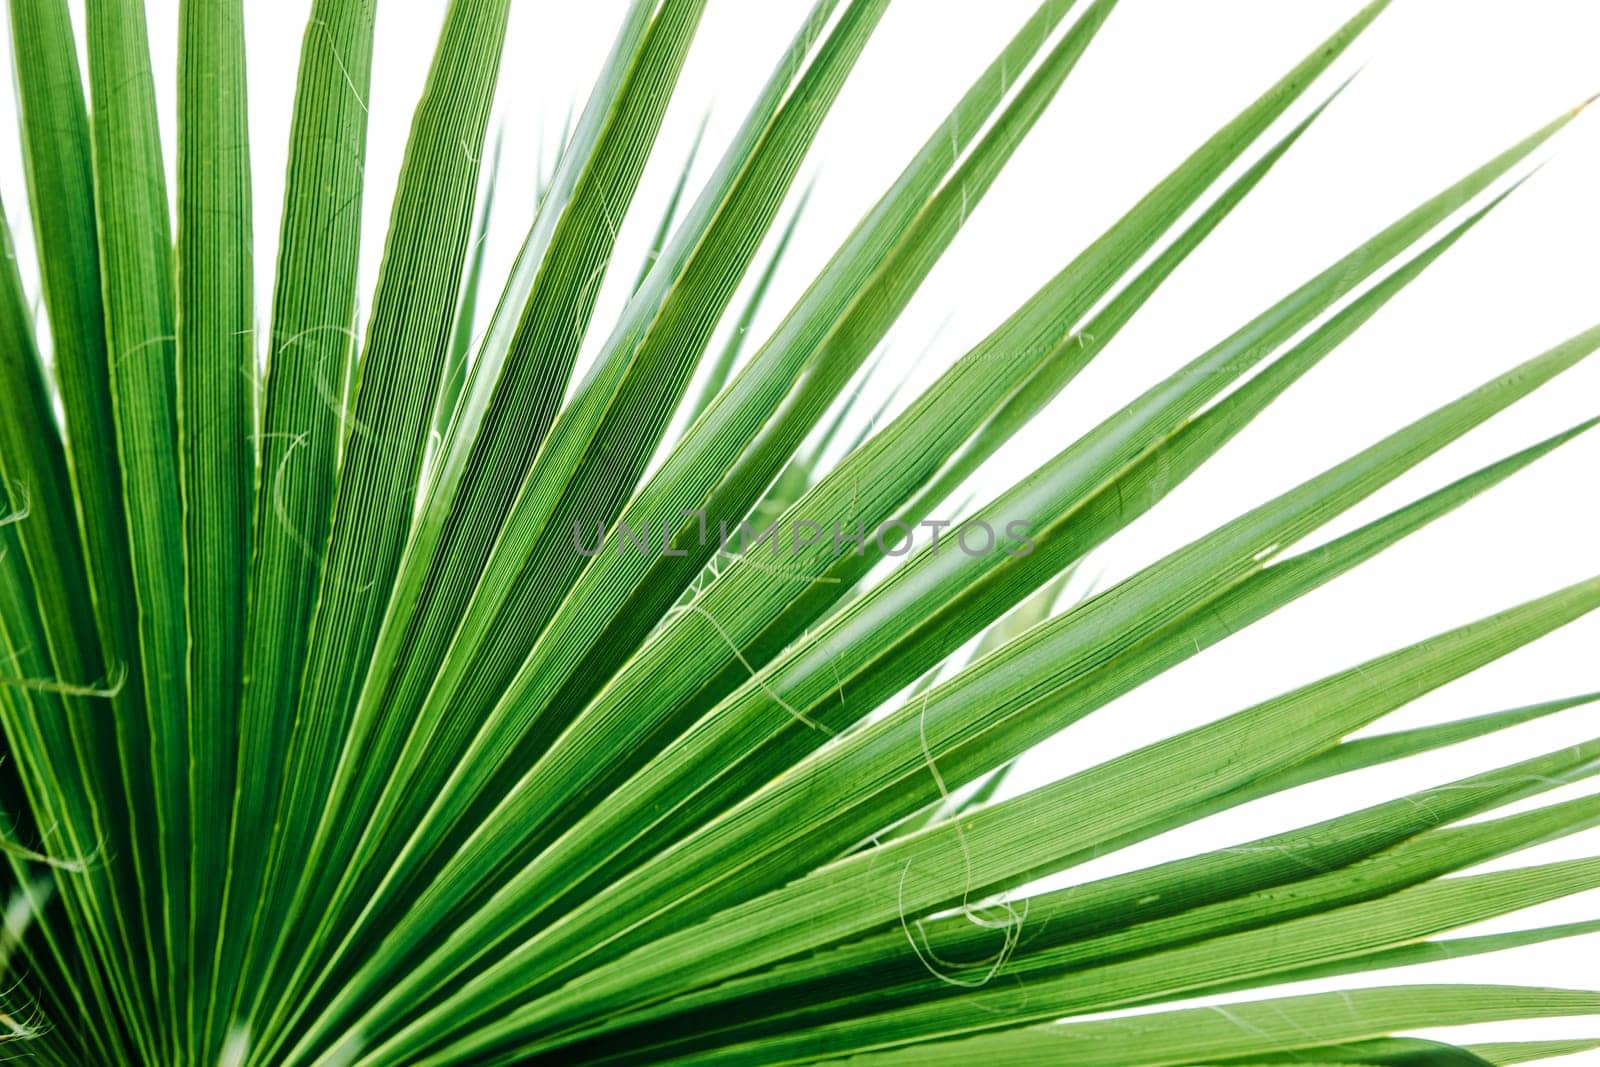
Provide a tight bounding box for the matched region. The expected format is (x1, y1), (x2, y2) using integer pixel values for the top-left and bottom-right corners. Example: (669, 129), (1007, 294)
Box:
(1, 1), (1597, 1063)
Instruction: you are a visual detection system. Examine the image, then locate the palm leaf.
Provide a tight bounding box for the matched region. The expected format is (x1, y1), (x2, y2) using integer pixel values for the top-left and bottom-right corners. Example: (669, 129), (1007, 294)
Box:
(1, 1), (1596, 1064)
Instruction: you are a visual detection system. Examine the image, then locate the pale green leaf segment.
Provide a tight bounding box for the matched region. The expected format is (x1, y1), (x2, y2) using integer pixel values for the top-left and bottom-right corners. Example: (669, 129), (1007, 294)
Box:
(634, 112), (711, 297)
(433, 126), (506, 450)
(686, 177), (814, 426)
(4, 0), (1600, 1063)
(847, 986), (1600, 1067)
(1472, 1040), (1600, 1065)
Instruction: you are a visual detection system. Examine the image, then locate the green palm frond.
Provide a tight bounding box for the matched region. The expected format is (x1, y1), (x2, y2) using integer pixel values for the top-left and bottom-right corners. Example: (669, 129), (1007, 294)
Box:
(1, 1), (1597, 1064)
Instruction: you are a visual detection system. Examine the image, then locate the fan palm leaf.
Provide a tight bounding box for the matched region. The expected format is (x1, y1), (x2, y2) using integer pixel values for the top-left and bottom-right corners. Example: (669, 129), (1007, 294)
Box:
(1, 0), (1597, 1063)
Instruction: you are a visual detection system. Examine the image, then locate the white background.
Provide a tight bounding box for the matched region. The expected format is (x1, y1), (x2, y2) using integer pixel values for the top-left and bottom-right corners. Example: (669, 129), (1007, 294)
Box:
(4, 0), (1599, 1057)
